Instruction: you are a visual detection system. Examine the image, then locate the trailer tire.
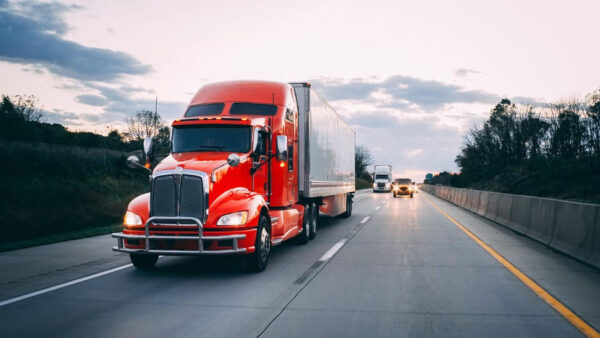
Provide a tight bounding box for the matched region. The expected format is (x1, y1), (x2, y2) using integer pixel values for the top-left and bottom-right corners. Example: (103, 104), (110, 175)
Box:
(296, 203), (310, 244)
(309, 201), (318, 239)
(246, 215), (270, 272)
(342, 195), (353, 218)
(130, 253), (158, 269)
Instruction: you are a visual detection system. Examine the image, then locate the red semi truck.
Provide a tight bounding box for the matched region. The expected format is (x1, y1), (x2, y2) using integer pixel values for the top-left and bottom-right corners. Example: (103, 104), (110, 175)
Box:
(113, 81), (356, 271)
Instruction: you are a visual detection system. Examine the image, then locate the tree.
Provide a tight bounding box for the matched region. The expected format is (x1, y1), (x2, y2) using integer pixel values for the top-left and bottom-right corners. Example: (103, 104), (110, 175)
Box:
(355, 145), (373, 181)
(125, 110), (165, 141)
(0, 95), (44, 122)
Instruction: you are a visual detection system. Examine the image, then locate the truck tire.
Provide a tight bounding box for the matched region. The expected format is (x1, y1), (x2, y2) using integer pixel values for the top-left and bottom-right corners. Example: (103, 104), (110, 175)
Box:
(410, 192), (414, 198)
(342, 195), (353, 218)
(246, 215), (271, 272)
(130, 253), (158, 269)
(309, 201), (318, 239)
(296, 203), (310, 244)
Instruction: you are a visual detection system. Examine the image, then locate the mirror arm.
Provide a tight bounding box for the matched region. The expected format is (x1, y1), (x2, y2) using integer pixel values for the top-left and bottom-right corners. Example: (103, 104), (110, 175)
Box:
(250, 154), (273, 175)
(131, 161), (152, 173)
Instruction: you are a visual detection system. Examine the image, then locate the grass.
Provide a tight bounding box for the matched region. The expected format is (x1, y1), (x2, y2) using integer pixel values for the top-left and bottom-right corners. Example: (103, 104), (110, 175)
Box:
(0, 223), (122, 252)
(356, 177), (373, 190)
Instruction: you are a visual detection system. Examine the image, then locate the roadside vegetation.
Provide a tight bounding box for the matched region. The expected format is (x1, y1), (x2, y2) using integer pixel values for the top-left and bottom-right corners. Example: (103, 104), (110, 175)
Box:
(428, 89), (600, 204)
(355, 145), (374, 189)
(0, 95), (170, 251)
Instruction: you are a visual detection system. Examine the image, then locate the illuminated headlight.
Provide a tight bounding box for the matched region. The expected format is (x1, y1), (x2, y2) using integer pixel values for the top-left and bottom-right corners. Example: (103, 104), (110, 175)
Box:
(385, 182), (390, 187)
(408, 186), (414, 191)
(123, 211), (143, 227)
(393, 186), (399, 190)
(373, 183), (377, 188)
(217, 211), (248, 226)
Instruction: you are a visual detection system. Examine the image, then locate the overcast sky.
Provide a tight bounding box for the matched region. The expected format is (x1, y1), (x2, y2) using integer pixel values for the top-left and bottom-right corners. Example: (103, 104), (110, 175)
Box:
(1, 0), (599, 181)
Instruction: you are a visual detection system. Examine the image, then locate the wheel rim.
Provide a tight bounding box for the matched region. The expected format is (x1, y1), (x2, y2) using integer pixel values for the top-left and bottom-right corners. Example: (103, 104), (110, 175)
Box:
(260, 226), (270, 262)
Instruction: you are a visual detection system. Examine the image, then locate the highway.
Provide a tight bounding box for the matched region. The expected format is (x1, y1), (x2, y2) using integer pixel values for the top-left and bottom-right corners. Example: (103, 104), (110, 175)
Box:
(1, 191), (599, 337)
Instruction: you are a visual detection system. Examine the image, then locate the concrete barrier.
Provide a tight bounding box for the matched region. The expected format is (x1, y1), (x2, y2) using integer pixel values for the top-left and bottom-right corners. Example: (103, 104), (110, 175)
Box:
(550, 202), (598, 262)
(485, 192), (500, 220)
(477, 191), (488, 216)
(422, 184), (600, 268)
(507, 194), (532, 234)
(495, 193), (514, 226)
(588, 211), (600, 267)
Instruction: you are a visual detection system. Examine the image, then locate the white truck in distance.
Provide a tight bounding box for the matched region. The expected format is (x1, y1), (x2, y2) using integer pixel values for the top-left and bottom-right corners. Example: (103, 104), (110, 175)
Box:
(373, 165), (393, 192)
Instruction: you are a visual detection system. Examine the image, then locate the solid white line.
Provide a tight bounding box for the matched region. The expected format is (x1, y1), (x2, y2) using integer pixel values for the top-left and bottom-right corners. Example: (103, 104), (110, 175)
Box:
(319, 240), (346, 262)
(375, 206), (381, 210)
(0, 263), (133, 307)
(360, 216), (370, 224)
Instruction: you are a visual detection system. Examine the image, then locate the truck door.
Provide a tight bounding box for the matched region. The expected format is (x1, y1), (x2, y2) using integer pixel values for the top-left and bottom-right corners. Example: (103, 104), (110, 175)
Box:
(252, 128), (268, 197)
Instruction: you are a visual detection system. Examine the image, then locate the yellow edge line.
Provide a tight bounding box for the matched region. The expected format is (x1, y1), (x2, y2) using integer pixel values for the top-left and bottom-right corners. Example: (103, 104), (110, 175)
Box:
(423, 194), (600, 338)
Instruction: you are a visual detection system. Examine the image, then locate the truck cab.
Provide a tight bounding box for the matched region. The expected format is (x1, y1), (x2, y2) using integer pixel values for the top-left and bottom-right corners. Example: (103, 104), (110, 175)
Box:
(112, 81), (355, 272)
(372, 165), (393, 192)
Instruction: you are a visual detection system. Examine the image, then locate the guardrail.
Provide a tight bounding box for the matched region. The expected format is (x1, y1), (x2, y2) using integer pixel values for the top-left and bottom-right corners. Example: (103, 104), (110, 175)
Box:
(421, 184), (600, 269)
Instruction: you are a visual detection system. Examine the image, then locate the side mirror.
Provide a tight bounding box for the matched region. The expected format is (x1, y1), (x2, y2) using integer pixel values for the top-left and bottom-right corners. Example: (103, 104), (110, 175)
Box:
(227, 153), (241, 167)
(126, 155), (141, 169)
(143, 137), (154, 159)
(276, 135), (288, 161)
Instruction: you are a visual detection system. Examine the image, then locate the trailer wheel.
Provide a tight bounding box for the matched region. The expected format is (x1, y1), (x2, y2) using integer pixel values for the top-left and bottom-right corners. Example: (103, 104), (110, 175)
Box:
(309, 202), (318, 239)
(296, 203), (310, 244)
(342, 195), (353, 218)
(130, 253), (158, 269)
(246, 215), (270, 272)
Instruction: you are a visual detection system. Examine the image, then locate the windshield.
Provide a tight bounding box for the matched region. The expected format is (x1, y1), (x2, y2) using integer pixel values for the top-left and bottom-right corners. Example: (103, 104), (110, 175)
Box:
(375, 174), (389, 180)
(229, 103), (278, 116)
(172, 125), (251, 153)
(395, 179), (411, 185)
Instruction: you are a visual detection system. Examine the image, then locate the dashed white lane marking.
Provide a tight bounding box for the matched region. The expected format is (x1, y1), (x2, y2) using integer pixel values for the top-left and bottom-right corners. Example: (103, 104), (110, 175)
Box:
(0, 264), (133, 307)
(360, 216), (370, 224)
(319, 240), (347, 262)
(375, 206), (381, 210)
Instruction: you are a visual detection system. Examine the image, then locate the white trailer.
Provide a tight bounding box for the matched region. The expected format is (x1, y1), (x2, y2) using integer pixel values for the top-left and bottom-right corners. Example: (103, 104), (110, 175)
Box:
(291, 82), (355, 217)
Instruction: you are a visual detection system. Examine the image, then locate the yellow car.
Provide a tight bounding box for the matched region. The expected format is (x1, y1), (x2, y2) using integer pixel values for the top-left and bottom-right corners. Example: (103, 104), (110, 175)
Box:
(392, 178), (414, 198)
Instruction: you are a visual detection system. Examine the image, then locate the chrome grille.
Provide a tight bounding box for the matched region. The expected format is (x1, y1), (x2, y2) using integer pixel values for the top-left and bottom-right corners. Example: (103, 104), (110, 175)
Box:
(150, 172), (206, 222)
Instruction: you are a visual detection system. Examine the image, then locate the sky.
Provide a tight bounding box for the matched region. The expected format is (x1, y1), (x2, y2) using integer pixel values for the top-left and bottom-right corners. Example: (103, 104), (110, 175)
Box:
(1, 0), (599, 182)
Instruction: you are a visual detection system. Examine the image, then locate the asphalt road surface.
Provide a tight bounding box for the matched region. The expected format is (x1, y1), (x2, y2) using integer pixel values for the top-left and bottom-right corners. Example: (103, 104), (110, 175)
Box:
(1, 191), (599, 337)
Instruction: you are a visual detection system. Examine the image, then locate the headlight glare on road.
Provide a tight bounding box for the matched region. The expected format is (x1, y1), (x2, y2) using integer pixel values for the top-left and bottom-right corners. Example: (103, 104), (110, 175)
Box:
(123, 211), (143, 227)
(217, 211), (248, 226)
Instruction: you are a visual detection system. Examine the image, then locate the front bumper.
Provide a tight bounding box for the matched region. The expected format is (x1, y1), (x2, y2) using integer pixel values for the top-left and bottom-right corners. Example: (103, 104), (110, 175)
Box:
(112, 216), (251, 255)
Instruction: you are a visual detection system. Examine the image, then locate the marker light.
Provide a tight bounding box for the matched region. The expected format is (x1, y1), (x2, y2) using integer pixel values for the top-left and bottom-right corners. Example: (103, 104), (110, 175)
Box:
(217, 211), (248, 226)
(123, 211), (143, 227)
(280, 161), (285, 167)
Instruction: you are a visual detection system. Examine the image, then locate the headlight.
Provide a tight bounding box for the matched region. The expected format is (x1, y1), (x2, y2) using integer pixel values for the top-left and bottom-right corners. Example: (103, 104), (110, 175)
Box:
(408, 186), (414, 191)
(123, 211), (143, 227)
(217, 211), (248, 226)
(373, 183), (377, 188)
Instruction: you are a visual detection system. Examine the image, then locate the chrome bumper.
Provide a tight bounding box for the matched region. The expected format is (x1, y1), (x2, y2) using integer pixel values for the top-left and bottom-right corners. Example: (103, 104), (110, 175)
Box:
(112, 216), (247, 255)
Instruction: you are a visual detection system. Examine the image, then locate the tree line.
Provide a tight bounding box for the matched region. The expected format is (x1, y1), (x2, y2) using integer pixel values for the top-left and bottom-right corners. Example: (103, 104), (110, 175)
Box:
(0, 95), (170, 152)
(437, 89), (600, 202)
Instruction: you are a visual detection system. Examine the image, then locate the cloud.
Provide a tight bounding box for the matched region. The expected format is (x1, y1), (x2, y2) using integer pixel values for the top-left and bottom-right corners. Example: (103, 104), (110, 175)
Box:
(0, 1), (151, 81)
(81, 83), (187, 121)
(311, 75), (499, 111)
(454, 68), (482, 77)
(75, 94), (106, 106)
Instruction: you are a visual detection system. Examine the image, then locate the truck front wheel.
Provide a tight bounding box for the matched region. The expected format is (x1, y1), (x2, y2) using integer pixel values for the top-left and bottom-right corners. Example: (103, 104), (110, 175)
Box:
(130, 253), (158, 269)
(246, 215), (270, 272)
